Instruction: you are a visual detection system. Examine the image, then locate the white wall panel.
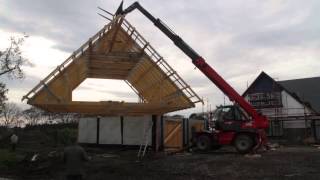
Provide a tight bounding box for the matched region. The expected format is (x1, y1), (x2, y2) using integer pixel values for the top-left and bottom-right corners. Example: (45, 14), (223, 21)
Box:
(282, 91), (309, 115)
(78, 115), (154, 145)
(78, 117), (97, 143)
(123, 115), (152, 145)
(99, 116), (121, 144)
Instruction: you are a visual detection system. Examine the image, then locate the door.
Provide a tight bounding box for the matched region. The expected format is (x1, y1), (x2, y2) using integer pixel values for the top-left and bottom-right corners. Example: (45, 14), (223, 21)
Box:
(164, 119), (183, 150)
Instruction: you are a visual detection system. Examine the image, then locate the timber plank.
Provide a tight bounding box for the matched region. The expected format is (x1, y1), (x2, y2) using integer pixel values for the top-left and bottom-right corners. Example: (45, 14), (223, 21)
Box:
(25, 16), (199, 116)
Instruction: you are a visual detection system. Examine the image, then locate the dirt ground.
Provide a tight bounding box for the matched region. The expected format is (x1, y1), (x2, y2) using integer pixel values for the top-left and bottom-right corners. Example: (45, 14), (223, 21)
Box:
(1, 145), (320, 180)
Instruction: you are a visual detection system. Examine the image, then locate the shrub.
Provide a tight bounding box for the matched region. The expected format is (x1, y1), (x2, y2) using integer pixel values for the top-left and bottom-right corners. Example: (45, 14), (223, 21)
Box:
(0, 149), (16, 168)
(56, 128), (78, 145)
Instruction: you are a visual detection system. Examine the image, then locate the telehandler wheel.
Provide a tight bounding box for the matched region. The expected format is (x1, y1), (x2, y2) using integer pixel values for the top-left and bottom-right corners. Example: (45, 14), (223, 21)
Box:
(211, 145), (222, 151)
(234, 134), (254, 154)
(196, 135), (212, 151)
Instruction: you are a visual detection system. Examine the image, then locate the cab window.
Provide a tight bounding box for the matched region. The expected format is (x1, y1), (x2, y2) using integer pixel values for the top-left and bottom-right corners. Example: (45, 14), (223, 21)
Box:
(222, 107), (234, 120)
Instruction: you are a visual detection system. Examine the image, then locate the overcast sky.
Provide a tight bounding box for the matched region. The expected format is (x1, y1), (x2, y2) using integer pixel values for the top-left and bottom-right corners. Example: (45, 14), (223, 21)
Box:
(0, 0), (319, 116)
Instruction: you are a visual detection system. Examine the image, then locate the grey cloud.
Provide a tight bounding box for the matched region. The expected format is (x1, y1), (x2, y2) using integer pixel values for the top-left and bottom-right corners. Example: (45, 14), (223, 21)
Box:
(76, 86), (137, 100)
(122, 0), (320, 85)
(0, 75), (41, 90)
(1, 0), (320, 112)
(0, 0), (120, 52)
(2, 0), (319, 55)
(234, 25), (320, 49)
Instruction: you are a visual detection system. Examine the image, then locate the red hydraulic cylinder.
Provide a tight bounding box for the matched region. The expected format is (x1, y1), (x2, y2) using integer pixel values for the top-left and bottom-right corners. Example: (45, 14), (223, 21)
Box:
(193, 57), (268, 129)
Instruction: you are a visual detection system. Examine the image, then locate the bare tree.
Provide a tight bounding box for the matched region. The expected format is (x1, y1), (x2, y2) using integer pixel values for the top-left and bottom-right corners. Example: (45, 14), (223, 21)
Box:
(0, 35), (31, 108)
(0, 35), (31, 78)
(0, 83), (7, 112)
(23, 106), (44, 126)
(53, 113), (76, 123)
(0, 103), (22, 127)
(38, 111), (77, 124)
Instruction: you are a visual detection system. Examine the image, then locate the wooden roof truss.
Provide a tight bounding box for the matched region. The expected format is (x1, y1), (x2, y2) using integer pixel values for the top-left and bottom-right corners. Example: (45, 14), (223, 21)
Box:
(22, 16), (202, 115)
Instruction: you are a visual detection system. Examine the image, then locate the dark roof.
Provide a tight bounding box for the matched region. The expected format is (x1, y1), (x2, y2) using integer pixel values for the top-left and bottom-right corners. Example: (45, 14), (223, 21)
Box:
(243, 71), (320, 114)
(242, 71), (282, 96)
(278, 77), (320, 113)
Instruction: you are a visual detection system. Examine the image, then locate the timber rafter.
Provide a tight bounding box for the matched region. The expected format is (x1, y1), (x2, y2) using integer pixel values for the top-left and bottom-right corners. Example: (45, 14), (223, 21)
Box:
(23, 16), (201, 116)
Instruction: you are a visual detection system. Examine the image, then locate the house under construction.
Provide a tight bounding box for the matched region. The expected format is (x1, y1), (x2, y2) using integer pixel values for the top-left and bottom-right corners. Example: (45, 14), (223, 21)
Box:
(22, 16), (203, 150)
(243, 72), (320, 143)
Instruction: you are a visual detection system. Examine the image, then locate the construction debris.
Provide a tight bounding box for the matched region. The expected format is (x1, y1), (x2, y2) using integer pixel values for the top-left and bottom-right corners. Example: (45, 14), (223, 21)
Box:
(97, 154), (119, 158)
(268, 143), (280, 151)
(30, 154), (39, 162)
(244, 154), (262, 158)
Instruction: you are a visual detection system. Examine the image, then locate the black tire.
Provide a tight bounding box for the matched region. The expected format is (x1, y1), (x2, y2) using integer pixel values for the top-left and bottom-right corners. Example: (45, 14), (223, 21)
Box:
(196, 135), (212, 151)
(212, 145), (222, 151)
(234, 134), (254, 154)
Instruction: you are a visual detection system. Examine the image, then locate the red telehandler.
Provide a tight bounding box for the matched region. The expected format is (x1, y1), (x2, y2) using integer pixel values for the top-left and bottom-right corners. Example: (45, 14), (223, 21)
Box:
(115, 2), (269, 153)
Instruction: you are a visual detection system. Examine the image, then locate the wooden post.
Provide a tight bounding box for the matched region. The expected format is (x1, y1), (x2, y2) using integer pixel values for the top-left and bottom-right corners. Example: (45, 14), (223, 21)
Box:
(96, 116), (100, 145)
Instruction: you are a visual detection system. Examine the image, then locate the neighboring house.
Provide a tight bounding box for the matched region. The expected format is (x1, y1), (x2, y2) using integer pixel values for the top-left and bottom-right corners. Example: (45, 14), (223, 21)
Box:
(243, 72), (320, 143)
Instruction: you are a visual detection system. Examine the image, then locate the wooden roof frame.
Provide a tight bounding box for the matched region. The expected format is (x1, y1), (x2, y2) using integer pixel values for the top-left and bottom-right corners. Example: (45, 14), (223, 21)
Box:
(22, 16), (202, 116)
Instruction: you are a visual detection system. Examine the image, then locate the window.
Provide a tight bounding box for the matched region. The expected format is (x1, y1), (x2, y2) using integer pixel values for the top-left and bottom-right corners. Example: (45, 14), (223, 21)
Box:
(248, 92), (282, 108)
(223, 107), (234, 120)
(268, 119), (284, 137)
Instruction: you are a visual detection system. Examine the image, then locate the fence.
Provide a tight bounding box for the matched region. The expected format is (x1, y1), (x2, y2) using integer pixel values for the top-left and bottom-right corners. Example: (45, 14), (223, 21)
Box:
(264, 108), (320, 142)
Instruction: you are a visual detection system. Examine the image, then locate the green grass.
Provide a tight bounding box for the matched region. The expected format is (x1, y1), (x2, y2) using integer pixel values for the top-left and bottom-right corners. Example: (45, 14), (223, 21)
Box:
(0, 149), (17, 168)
